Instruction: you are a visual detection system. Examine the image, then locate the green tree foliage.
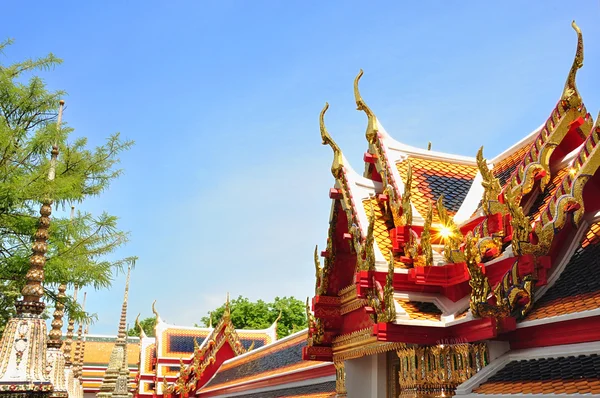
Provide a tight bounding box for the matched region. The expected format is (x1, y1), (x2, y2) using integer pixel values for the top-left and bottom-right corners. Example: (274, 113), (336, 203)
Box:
(127, 316), (156, 338)
(198, 296), (307, 339)
(0, 39), (134, 332)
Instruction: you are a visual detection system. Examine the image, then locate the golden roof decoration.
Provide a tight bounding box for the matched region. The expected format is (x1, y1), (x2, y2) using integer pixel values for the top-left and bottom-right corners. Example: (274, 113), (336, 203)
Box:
(436, 196), (464, 264)
(320, 102), (344, 178)
(314, 244), (324, 296)
(152, 300), (161, 323)
(353, 203), (376, 272)
(400, 161), (413, 226)
(354, 69), (378, 144)
(562, 20), (584, 105)
(417, 202), (434, 267)
(476, 146), (504, 216)
(135, 313), (147, 339)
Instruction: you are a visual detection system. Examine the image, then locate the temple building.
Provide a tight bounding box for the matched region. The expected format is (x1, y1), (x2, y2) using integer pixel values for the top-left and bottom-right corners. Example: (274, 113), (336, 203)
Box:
(303, 20), (600, 397)
(134, 299), (286, 398)
(4, 17), (600, 398)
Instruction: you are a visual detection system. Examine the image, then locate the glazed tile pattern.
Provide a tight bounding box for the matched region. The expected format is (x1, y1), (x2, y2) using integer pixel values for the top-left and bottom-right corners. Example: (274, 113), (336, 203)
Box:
(230, 382), (336, 397)
(203, 333), (318, 390)
(582, 222), (600, 248)
(362, 198), (393, 263)
(524, 222), (600, 321)
(473, 354), (600, 394)
(78, 340), (140, 366)
(396, 299), (442, 321)
(143, 343), (155, 373)
(527, 167), (569, 221)
(396, 158), (478, 222)
(160, 328), (271, 357)
(492, 143), (531, 187)
(161, 329), (210, 356)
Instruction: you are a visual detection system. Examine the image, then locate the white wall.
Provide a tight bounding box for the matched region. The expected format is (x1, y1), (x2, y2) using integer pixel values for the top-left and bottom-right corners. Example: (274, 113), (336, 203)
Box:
(345, 353), (387, 398)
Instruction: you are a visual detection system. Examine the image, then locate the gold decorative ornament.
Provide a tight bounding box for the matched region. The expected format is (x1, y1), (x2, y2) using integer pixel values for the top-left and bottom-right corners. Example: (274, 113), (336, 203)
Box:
(506, 21), (592, 197)
(464, 232), (503, 318)
(416, 202), (434, 267)
(436, 196), (464, 263)
(314, 245), (324, 296)
(400, 161), (413, 226)
(306, 298), (323, 346)
(476, 147), (505, 216)
(396, 343), (488, 395)
(135, 313), (147, 339)
(492, 258), (535, 320)
(353, 204), (376, 272)
(320, 102), (344, 178)
(334, 361), (347, 396)
(354, 69), (378, 144)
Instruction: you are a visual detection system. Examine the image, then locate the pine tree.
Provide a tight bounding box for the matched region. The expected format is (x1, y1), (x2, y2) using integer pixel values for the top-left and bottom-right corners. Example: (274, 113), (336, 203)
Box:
(0, 39), (134, 333)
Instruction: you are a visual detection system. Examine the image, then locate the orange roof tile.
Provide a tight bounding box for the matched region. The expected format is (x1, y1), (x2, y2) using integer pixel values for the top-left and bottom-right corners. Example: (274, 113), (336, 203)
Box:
(396, 157), (477, 222)
(78, 340), (139, 366)
(527, 167), (569, 221)
(396, 299), (442, 321)
(474, 354), (600, 394)
(492, 143), (531, 187)
(362, 198), (393, 263)
(524, 221), (600, 321)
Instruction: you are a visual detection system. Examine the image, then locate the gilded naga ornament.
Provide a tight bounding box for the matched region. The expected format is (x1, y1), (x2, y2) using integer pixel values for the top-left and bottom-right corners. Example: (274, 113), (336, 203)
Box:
(465, 232), (493, 317)
(380, 253), (397, 323)
(314, 245), (324, 295)
(400, 161), (413, 226)
(476, 147), (505, 216)
(492, 258), (535, 320)
(415, 202), (434, 267)
(306, 298), (323, 346)
(436, 196), (464, 263)
(352, 204), (376, 272)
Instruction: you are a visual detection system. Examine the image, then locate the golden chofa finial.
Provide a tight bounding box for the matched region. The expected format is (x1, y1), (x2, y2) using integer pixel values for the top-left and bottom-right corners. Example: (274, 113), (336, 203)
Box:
(562, 20), (584, 103)
(354, 69), (377, 144)
(152, 300), (162, 323)
(135, 313), (147, 339)
(320, 102), (344, 177)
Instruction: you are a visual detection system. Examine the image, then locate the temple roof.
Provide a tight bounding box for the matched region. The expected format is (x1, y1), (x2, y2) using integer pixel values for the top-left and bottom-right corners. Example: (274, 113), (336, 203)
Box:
(473, 354), (600, 395)
(521, 220), (600, 322)
(198, 330), (334, 397)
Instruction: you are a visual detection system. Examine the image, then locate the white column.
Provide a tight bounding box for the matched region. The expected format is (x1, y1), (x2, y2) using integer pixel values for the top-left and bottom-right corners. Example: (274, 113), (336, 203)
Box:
(346, 353), (388, 398)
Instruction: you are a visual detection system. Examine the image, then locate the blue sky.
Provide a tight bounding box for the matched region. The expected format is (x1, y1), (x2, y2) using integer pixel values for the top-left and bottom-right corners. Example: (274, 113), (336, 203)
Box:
(3, 1), (600, 334)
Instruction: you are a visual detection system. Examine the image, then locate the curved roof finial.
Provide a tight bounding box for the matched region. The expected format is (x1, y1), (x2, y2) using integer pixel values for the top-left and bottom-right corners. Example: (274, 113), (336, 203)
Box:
(135, 313), (147, 339)
(354, 69), (377, 144)
(562, 20), (584, 102)
(152, 300), (162, 323)
(224, 292), (231, 319)
(320, 103), (344, 177)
